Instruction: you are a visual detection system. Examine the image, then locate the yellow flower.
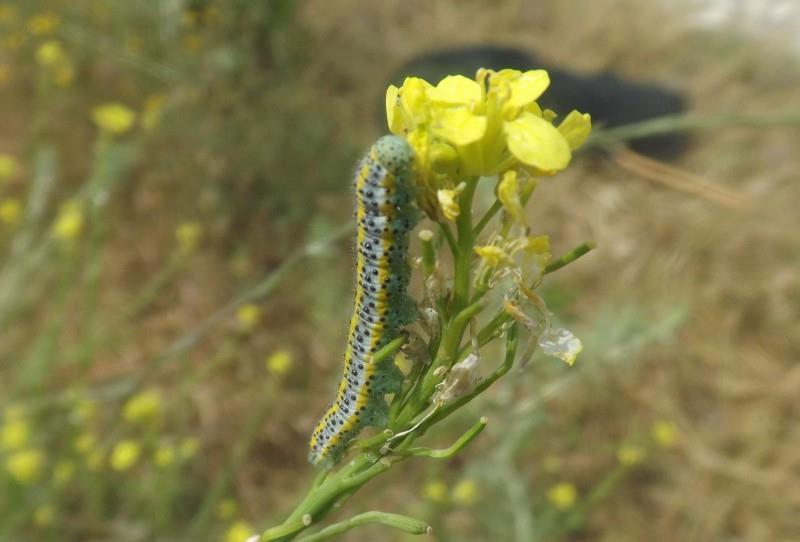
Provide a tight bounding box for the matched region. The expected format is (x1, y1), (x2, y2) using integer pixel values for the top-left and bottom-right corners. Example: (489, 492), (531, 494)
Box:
(35, 40), (66, 66)
(53, 460), (75, 486)
(651, 420), (678, 448)
(217, 498), (238, 520)
(122, 389), (162, 424)
(0, 198), (22, 226)
(386, 69), (590, 217)
(451, 478), (479, 506)
(33, 505), (55, 527)
(617, 444), (646, 466)
(74, 432), (97, 454)
(497, 170), (525, 224)
(110, 440), (141, 471)
(558, 111), (592, 150)
(223, 521), (254, 542)
(422, 480), (448, 503)
(266, 350), (293, 376)
(175, 221), (202, 254)
(154, 445), (176, 468)
(92, 103), (137, 135)
(236, 303), (261, 332)
(6, 448), (44, 484)
(0, 153), (18, 182)
(179, 437), (200, 459)
(547, 482), (577, 510)
(436, 183), (464, 221)
(52, 201), (84, 241)
(474, 245), (510, 268)
(26, 13), (60, 36)
(1, 418), (29, 450)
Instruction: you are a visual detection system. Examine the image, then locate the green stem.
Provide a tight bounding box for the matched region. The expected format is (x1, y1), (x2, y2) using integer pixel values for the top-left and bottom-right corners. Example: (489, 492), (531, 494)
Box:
(584, 110), (800, 150)
(295, 511), (430, 542)
(452, 179), (478, 313)
(472, 200), (501, 238)
(405, 417), (488, 458)
(543, 241), (596, 275)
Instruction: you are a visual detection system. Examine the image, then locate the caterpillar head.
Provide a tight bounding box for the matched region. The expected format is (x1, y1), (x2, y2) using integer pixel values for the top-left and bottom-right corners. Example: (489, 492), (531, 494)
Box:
(374, 135), (414, 174)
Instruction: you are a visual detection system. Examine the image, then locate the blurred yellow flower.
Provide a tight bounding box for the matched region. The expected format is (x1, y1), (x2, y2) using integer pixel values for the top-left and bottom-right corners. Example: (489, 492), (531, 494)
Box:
(52, 201), (84, 241)
(92, 103), (137, 135)
(74, 432), (97, 454)
(33, 505), (55, 527)
(617, 444), (646, 466)
(26, 13), (61, 36)
(422, 480), (448, 503)
(0, 198), (22, 226)
(179, 437), (200, 459)
(547, 482), (577, 510)
(217, 498), (238, 520)
(122, 389), (162, 424)
(651, 420), (678, 448)
(236, 303), (261, 332)
(154, 445), (176, 468)
(175, 221), (202, 254)
(0, 153), (18, 182)
(53, 460), (75, 486)
(266, 350), (293, 376)
(451, 478), (479, 506)
(6, 448), (44, 484)
(224, 521), (254, 542)
(1, 418), (29, 450)
(35, 40), (66, 66)
(110, 440), (141, 471)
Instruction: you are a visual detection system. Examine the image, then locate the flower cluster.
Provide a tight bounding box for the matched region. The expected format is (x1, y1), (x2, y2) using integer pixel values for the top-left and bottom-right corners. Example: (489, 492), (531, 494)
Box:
(386, 70), (591, 218)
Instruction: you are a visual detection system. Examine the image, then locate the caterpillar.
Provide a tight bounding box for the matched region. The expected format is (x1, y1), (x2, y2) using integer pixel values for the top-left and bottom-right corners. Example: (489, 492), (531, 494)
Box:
(309, 135), (417, 466)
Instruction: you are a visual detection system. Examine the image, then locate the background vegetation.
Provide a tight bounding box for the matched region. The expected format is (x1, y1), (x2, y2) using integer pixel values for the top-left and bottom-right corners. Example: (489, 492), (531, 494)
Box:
(0, 0), (797, 541)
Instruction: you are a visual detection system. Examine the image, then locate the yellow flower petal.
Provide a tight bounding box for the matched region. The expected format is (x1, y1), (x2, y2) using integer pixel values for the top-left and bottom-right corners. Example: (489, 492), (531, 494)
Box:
(497, 170), (525, 224)
(385, 84), (402, 133)
(428, 75), (482, 106)
(474, 245), (509, 268)
(558, 111), (592, 150)
(432, 108), (486, 147)
(547, 482), (577, 510)
(508, 70), (550, 108)
(504, 113), (571, 172)
(399, 77), (433, 126)
(437, 188), (460, 221)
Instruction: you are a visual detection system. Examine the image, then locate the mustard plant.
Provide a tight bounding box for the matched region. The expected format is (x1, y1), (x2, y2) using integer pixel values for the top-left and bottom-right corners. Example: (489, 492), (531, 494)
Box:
(259, 68), (594, 541)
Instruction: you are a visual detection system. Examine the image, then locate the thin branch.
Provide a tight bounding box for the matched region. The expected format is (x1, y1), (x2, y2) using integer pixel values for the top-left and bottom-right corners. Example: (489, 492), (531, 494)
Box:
(294, 511), (431, 542)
